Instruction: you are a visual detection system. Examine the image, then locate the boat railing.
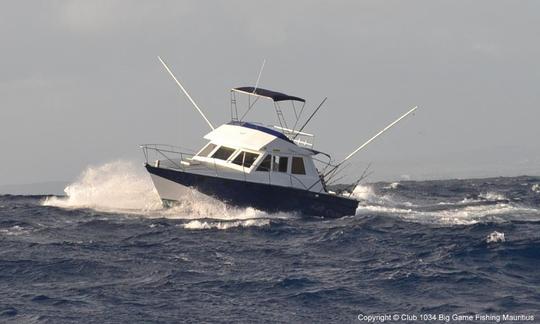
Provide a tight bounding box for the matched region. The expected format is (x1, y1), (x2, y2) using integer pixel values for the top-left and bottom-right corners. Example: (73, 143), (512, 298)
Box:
(140, 144), (246, 177)
(273, 125), (314, 148)
(140, 144), (196, 171)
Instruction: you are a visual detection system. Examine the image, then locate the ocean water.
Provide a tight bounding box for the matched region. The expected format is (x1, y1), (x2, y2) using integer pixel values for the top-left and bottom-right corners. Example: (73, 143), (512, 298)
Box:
(1, 162), (539, 323)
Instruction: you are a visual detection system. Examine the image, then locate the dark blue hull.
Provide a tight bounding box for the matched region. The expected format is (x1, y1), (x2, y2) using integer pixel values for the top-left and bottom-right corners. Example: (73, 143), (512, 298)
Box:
(145, 164), (359, 218)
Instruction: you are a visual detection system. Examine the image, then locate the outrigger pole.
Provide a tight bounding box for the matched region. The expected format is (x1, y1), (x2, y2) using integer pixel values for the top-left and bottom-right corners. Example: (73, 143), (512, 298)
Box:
(324, 106), (418, 178)
(157, 56), (215, 130)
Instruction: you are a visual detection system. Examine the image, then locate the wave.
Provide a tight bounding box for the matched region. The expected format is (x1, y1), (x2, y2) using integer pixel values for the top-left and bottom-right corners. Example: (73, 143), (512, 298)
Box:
(384, 182), (401, 190)
(478, 191), (508, 201)
(368, 203), (538, 225)
(353, 184), (539, 225)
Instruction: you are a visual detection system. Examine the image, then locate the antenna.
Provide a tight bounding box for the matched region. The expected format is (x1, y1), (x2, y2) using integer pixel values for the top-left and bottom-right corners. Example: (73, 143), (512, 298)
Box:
(324, 105), (418, 178)
(157, 56), (215, 130)
(253, 59), (266, 92)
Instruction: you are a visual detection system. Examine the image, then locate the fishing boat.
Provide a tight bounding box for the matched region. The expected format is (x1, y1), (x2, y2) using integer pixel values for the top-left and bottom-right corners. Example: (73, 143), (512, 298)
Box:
(141, 57), (417, 218)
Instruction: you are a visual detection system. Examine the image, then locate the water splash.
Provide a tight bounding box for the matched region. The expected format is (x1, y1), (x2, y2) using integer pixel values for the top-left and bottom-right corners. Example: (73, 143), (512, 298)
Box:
(41, 161), (289, 226)
(351, 184), (377, 201)
(43, 161), (162, 212)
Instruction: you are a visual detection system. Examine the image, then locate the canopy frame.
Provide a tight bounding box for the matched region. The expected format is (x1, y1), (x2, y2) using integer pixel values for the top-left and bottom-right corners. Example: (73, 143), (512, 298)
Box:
(230, 86), (306, 131)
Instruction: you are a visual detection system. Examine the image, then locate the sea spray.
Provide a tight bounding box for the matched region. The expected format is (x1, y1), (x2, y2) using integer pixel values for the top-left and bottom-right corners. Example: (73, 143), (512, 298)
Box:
(43, 161), (162, 211)
(351, 184), (377, 201)
(42, 160), (290, 224)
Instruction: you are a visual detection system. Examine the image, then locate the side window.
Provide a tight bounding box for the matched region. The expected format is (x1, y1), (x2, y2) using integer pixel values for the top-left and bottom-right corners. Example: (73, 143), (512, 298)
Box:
(211, 146), (236, 160)
(243, 152), (259, 168)
(272, 156), (288, 173)
(232, 151), (260, 168)
(291, 157), (306, 175)
(256, 155), (271, 171)
(232, 152), (244, 165)
(279, 157), (288, 172)
(198, 143), (216, 157)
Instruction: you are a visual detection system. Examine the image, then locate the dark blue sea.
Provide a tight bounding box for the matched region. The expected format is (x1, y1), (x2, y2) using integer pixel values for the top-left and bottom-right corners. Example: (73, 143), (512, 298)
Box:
(1, 164), (539, 323)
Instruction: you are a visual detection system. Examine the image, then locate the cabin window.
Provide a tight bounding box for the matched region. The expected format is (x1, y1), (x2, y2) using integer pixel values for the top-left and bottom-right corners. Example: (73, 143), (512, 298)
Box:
(272, 156), (288, 173)
(291, 157), (306, 175)
(232, 151), (260, 168)
(198, 143), (217, 157)
(232, 152), (244, 165)
(211, 146), (236, 160)
(256, 155), (271, 171)
(243, 152), (259, 167)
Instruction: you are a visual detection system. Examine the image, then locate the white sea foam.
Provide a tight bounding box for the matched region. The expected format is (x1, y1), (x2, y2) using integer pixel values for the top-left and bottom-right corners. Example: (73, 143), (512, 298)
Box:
(41, 160), (288, 228)
(358, 201), (540, 225)
(0, 225), (30, 236)
(183, 219), (270, 230)
(532, 184), (540, 193)
(385, 182), (400, 190)
(351, 182), (540, 225)
(478, 192), (507, 201)
(486, 231), (505, 243)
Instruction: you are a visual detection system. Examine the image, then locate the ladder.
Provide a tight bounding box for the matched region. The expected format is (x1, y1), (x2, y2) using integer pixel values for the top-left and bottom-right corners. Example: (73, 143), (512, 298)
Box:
(230, 91), (239, 121)
(274, 103), (288, 129)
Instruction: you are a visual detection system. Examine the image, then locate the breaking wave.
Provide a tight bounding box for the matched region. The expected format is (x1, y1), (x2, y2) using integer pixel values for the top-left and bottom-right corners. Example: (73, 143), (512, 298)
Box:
(352, 184), (539, 225)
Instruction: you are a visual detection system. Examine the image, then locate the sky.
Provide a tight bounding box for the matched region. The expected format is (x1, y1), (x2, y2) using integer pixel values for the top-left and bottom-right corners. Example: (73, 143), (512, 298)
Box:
(0, 0), (539, 185)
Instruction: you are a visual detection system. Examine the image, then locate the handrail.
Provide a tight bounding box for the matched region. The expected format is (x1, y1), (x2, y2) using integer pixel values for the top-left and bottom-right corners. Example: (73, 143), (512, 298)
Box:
(140, 143), (196, 154)
(140, 144), (195, 172)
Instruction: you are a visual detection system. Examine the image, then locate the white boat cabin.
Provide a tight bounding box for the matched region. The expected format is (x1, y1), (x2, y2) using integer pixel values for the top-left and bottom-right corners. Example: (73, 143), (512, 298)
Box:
(179, 122), (326, 193)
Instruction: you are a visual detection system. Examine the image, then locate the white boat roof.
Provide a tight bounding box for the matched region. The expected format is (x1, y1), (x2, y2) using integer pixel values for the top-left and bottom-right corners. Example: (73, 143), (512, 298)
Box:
(204, 122), (316, 155)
